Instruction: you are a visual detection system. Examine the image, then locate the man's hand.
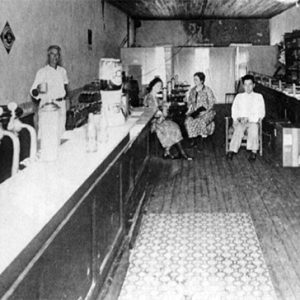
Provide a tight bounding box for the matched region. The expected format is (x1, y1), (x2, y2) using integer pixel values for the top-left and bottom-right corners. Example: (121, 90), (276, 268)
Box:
(237, 117), (249, 124)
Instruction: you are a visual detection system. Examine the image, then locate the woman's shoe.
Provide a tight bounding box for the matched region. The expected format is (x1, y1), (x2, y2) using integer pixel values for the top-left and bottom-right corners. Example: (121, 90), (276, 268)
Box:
(188, 138), (196, 148)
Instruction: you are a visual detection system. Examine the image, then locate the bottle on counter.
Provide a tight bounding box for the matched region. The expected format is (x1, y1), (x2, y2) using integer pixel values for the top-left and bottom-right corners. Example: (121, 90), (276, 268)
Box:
(86, 113), (97, 152)
(167, 81), (172, 96)
(174, 74), (179, 87)
(121, 93), (129, 119)
(94, 109), (108, 145)
(293, 83), (296, 96)
(171, 77), (175, 90)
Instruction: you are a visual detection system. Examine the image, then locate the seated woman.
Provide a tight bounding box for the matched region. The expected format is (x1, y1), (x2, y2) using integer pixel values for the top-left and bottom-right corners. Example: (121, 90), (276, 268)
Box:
(144, 77), (192, 160)
(185, 72), (216, 147)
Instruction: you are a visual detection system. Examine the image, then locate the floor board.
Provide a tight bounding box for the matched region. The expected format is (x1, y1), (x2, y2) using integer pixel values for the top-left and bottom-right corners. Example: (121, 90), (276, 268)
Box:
(104, 104), (300, 300)
(144, 104), (300, 300)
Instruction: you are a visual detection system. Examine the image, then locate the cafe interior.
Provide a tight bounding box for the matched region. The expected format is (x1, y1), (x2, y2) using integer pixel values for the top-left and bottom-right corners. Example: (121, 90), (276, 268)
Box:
(1, 0), (300, 299)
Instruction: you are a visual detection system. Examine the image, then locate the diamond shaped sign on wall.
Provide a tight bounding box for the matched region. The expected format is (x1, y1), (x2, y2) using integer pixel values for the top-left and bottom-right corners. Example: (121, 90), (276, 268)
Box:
(0, 22), (15, 54)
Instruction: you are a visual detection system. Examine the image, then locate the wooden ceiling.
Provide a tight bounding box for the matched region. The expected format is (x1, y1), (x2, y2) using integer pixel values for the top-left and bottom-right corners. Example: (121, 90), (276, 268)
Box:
(105, 0), (296, 19)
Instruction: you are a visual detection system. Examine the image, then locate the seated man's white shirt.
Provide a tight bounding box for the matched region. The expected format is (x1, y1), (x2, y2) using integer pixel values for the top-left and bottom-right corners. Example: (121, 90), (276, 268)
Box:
(30, 65), (68, 107)
(231, 92), (265, 123)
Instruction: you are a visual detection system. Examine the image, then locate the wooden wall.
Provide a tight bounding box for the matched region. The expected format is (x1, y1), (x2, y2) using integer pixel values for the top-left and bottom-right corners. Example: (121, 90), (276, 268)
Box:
(135, 19), (270, 47)
(0, 0), (131, 106)
(270, 5), (300, 45)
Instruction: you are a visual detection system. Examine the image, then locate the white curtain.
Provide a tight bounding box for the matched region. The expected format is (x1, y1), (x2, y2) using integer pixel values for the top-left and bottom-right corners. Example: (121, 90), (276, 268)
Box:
(209, 47), (236, 103)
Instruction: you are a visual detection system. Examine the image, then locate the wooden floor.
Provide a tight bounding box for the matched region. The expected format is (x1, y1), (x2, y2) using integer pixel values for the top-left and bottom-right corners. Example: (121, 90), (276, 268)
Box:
(145, 104), (300, 300)
(103, 104), (300, 300)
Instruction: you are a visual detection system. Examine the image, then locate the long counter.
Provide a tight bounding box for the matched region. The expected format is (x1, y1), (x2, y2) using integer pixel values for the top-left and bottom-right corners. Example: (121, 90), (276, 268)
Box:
(255, 83), (300, 124)
(0, 108), (154, 299)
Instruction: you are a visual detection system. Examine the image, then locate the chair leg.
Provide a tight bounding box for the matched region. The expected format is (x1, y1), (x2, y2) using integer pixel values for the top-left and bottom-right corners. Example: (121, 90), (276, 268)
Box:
(225, 138), (229, 154)
(225, 117), (229, 154)
(260, 139), (263, 156)
(259, 120), (263, 156)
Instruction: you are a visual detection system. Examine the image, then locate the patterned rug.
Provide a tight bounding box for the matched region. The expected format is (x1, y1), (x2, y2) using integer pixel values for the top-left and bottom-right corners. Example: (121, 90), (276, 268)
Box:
(118, 213), (277, 300)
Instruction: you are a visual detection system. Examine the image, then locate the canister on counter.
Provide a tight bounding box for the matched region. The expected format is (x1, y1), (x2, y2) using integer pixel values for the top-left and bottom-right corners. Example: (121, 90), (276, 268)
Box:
(39, 101), (60, 161)
(99, 58), (122, 91)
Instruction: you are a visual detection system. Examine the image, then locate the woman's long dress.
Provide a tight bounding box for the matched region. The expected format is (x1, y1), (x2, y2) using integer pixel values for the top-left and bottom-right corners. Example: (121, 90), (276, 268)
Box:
(185, 85), (216, 138)
(144, 93), (182, 149)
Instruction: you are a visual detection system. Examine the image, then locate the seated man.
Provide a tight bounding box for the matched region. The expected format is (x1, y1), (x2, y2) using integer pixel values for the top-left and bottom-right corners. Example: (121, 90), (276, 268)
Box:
(226, 74), (265, 161)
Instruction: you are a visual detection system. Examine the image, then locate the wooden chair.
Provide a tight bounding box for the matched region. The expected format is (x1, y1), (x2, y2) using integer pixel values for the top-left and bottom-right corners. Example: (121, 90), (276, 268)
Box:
(225, 93), (236, 104)
(225, 117), (263, 156)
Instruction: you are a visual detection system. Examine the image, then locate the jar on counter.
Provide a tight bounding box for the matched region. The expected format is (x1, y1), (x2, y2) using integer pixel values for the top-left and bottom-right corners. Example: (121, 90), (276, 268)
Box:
(94, 111), (109, 145)
(86, 113), (97, 152)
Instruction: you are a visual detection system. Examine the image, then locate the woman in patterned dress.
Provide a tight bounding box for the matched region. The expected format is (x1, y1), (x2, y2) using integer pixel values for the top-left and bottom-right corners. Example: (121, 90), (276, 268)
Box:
(144, 77), (192, 160)
(185, 72), (216, 146)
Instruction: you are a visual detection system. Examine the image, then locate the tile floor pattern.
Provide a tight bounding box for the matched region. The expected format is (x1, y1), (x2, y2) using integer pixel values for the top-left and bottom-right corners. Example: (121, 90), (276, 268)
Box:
(118, 213), (277, 300)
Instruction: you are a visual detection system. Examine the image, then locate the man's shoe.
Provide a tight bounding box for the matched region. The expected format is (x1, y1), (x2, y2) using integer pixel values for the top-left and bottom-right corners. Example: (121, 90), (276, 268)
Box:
(226, 152), (234, 160)
(248, 152), (257, 162)
(180, 152), (193, 160)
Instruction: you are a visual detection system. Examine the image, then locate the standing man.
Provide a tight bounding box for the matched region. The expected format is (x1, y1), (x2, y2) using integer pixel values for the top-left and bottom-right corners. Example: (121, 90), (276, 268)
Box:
(30, 45), (69, 137)
(226, 74), (265, 161)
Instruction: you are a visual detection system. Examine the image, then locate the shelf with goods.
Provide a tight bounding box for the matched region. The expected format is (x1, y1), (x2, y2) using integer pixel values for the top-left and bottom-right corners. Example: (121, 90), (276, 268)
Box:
(248, 71), (300, 99)
(285, 30), (300, 83)
(248, 71), (300, 125)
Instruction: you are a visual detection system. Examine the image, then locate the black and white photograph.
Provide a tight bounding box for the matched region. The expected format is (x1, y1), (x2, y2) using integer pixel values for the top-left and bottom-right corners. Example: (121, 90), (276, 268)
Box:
(1, 0), (300, 299)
